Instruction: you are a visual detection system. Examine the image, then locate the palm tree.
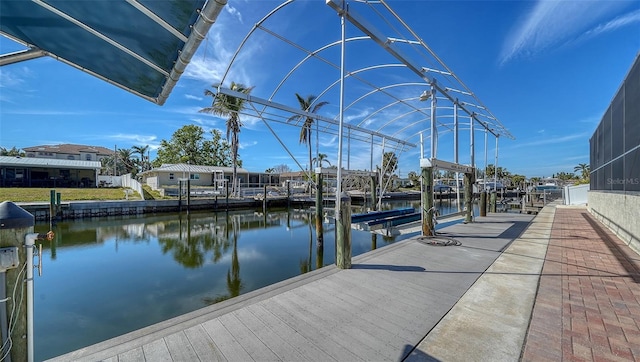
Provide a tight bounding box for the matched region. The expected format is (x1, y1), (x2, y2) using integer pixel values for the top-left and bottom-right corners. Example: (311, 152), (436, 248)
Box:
(200, 82), (254, 196)
(574, 163), (590, 180)
(288, 94), (329, 178)
(312, 153), (331, 168)
(117, 148), (136, 175)
(132, 145), (149, 172)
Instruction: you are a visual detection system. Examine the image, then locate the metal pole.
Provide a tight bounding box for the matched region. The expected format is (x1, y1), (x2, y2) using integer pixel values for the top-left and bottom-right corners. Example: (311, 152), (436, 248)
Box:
(347, 128), (351, 170)
(25, 235), (35, 362)
(470, 115), (475, 171)
(370, 134), (374, 173)
(430, 82), (437, 160)
(378, 138), (385, 209)
(454, 102), (460, 211)
(495, 135), (499, 197)
(484, 129), (488, 189)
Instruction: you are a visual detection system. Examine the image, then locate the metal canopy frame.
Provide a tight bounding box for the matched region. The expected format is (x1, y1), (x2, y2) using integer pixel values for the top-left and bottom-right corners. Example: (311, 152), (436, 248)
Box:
(0, 0), (227, 105)
(208, 0), (513, 177)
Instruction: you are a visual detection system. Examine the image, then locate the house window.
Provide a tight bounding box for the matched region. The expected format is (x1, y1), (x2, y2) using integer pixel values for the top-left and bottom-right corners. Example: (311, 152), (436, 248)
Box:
(190, 174), (200, 180)
(85, 154), (92, 160)
(169, 173), (174, 180)
(67, 155), (75, 160)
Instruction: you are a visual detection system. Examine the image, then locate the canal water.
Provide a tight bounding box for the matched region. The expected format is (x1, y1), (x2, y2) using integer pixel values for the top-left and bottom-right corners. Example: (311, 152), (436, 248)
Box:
(34, 199), (472, 360)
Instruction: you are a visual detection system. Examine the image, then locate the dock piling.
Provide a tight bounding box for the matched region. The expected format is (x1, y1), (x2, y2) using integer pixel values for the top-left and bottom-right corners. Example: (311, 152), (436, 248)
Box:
(479, 191), (487, 217)
(315, 169), (324, 246)
(335, 192), (351, 269)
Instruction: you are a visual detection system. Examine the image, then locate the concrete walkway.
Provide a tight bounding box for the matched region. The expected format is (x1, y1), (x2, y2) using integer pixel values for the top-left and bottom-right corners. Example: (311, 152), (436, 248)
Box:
(521, 206), (640, 361)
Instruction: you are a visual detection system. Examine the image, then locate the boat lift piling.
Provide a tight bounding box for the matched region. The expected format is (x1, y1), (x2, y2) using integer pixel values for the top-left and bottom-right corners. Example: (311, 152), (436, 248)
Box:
(315, 169), (324, 246)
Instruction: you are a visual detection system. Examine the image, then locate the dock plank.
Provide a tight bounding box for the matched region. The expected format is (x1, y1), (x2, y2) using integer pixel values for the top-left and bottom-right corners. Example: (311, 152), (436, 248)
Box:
(263, 296), (365, 361)
(117, 347), (144, 362)
(141, 339), (171, 362)
(201, 318), (252, 361)
(245, 303), (336, 362)
(164, 331), (199, 362)
(183, 324), (227, 362)
(233, 307), (307, 361)
(217, 312), (280, 361)
(285, 286), (392, 360)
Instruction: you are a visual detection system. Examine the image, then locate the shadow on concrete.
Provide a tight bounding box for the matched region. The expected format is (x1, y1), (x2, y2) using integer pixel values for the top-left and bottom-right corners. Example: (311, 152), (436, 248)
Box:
(582, 212), (640, 283)
(400, 343), (441, 362)
(352, 264), (426, 272)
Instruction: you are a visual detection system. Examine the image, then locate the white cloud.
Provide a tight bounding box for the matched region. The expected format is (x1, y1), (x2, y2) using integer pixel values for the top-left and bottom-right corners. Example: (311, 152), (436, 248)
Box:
(512, 132), (589, 148)
(239, 140), (258, 149)
(225, 4), (243, 23)
(572, 8), (640, 44)
(106, 134), (157, 144)
(183, 7), (258, 87)
(184, 94), (203, 101)
(500, 0), (634, 65)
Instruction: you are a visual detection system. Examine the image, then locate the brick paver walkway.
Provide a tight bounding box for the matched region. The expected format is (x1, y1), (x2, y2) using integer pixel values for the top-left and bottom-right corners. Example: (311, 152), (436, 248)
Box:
(522, 207), (640, 361)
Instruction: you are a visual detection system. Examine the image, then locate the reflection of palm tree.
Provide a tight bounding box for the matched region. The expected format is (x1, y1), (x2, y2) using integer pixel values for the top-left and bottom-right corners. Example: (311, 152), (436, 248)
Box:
(226, 216), (243, 297)
(203, 214), (242, 305)
(299, 215), (313, 274)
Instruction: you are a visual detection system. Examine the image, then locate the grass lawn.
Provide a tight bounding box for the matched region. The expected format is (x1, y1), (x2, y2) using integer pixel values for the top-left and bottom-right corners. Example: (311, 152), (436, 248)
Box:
(0, 187), (142, 203)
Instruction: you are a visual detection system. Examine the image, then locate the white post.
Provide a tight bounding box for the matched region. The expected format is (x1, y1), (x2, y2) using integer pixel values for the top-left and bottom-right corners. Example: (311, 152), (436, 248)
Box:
(470, 114), (475, 170)
(430, 82), (437, 160)
(495, 135), (499, 193)
(454, 101), (460, 211)
(484, 128), (488, 190)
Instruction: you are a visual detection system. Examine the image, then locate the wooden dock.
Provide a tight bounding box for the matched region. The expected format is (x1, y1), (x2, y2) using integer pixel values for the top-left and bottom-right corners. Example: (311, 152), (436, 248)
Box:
(48, 212), (535, 362)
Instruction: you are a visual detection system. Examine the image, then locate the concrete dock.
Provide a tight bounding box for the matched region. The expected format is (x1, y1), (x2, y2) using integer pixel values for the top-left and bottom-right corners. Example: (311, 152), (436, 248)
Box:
(47, 204), (640, 361)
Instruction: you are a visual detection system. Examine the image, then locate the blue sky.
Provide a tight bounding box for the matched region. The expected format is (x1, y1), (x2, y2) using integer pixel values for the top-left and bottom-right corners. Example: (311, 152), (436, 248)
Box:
(1, 0), (639, 178)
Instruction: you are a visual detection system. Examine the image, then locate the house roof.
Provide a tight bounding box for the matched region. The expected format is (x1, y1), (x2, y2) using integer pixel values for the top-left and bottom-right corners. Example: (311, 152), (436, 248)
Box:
(0, 0), (227, 105)
(23, 144), (114, 156)
(144, 163), (250, 175)
(0, 156), (102, 169)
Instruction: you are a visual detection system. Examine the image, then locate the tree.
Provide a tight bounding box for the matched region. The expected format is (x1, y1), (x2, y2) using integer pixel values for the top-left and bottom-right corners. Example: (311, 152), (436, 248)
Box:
(574, 163), (590, 180)
(485, 164), (496, 178)
(118, 148), (137, 175)
(312, 153), (331, 168)
(132, 145), (150, 173)
(407, 171), (420, 187)
(288, 94), (329, 177)
(0, 146), (24, 156)
(269, 164), (292, 174)
(153, 126), (234, 168)
(200, 82), (254, 196)
(509, 174), (526, 189)
(378, 152), (398, 191)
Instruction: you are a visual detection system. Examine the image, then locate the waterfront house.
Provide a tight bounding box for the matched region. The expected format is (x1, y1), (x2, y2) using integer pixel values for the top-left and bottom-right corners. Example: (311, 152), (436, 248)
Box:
(0, 156), (101, 187)
(139, 163), (277, 191)
(23, 144), (114, 162)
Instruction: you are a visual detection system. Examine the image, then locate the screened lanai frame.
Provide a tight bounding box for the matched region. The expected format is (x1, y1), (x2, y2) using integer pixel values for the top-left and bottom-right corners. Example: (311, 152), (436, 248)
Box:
(210, 0), (514, 189)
